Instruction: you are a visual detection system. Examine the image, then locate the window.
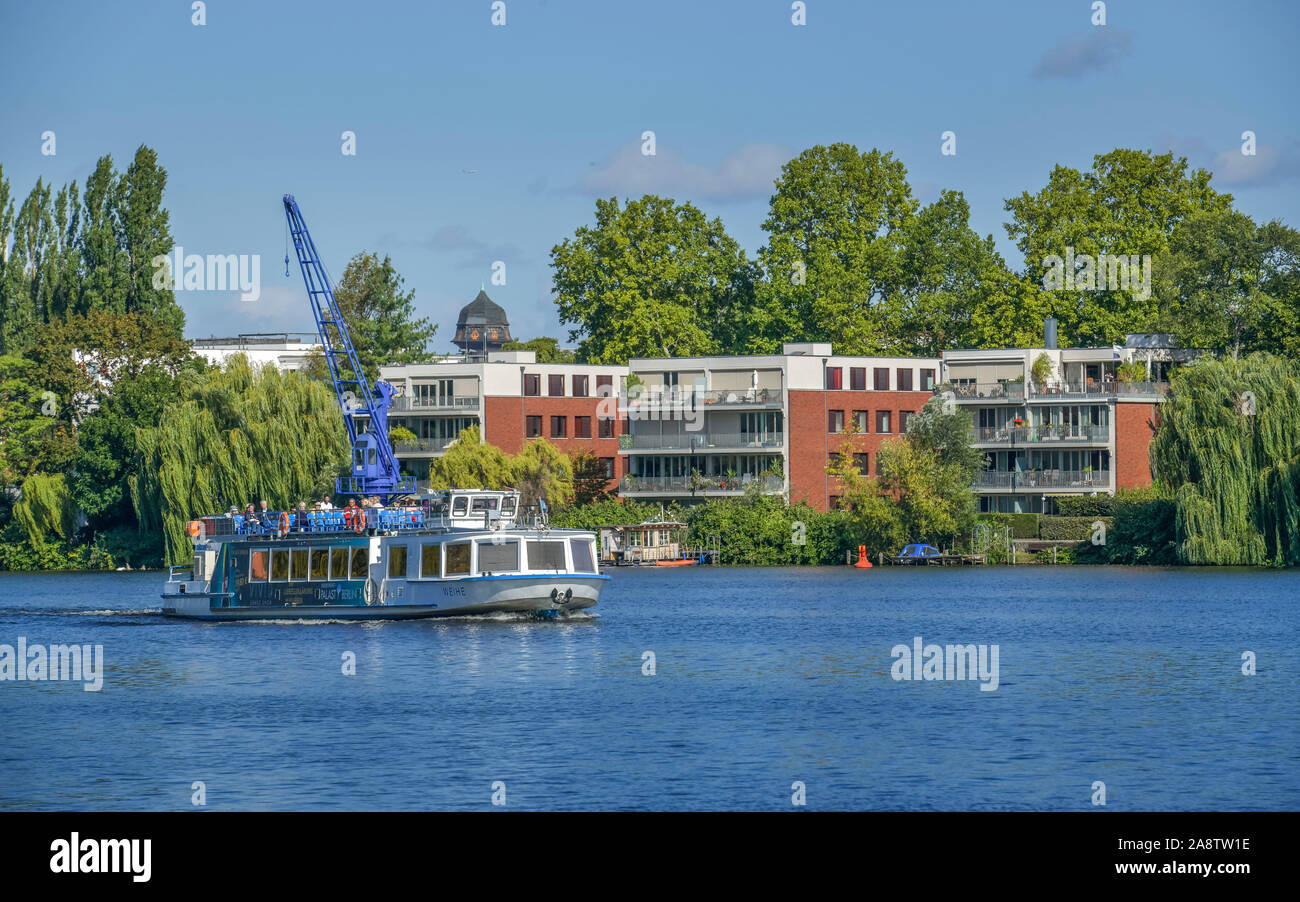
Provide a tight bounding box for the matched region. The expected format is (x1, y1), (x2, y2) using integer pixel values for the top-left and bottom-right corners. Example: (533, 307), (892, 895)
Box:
(897, 369), (913, 391)
(444, 542), (471, 576)
(523, 373), (540, 396)
(551, 416), (567, 438)
(526, 415), (542, 438)
(852, 410), (868, 432)
(602, 457), (615, 479)
(572, 375), (589, 397)
(250, 549), (269, 581)
(528, 540), (567, 570)
(291, 549), (309, 581)
(388, 546), (407, 579)
(850, 367), (866, 390)
(854, 453), (870, 475)
(548, 374), (564, 397)
(350, 548), (367, 579)
(874, 368), (890, 391)
(921, 368), (936, 391)
(452, 496), (468, 517)
(570, 538), (596, 573)
(310, 549), (328, 580)
(598, 417), (614, 438)
(596, 374), (613, 397)
(829, 495), (841, 509)
(477, 540), (519, 573)
(876, 410), (891, 434)
(825, 367), (843, 389)
(574, 416), (592, 438)
(330, 548), (348, 579)
(420, 544), (439, 578)
(828, 410), (844, 433)
(271, 549), (289, 581)
(899, 410), (914, 433)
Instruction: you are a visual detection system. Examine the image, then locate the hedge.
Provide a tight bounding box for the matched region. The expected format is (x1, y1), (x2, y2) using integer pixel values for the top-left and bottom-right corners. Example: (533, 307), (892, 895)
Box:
(1039, 516), (1113, 541)
(976, 512), (1040, 538)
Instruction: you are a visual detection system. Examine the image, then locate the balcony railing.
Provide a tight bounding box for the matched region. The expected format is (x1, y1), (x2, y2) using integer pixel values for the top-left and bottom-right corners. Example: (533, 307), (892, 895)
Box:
(948, 382), (1025, 401)
(620, 387), (781, 413)
(619, 474), (784, 495)
(973, 469), (1110, 490)
(393, 438), (457, 453)
(620, 432), (785, 451)
(970, 424), (1111, 444)
(390, 395), (479, 412)
(1030, 381), (1168, 399)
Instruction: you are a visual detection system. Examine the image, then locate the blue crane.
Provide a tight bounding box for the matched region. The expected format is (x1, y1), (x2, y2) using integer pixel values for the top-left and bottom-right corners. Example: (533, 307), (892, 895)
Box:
(283, 194), (416, 500)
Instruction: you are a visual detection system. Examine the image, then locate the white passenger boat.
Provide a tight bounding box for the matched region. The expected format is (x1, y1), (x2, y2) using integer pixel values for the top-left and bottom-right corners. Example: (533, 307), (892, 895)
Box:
(161, 490), (607, 620)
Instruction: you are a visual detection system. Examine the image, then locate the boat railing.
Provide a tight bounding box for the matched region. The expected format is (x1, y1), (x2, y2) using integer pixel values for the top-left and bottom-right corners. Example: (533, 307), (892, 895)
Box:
(200, 506), (523, 538)
(167, 564), (194, 582)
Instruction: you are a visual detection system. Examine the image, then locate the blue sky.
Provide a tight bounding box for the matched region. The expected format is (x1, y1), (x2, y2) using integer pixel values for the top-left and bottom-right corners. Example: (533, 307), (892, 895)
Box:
(2, 0), (1297, 347)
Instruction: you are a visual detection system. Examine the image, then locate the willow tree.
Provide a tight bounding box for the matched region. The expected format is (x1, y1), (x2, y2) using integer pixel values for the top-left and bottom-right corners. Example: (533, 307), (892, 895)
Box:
(1151, 353), (1300, 566)
(426, 425), (514, 491)
(131, 355), (349, 564)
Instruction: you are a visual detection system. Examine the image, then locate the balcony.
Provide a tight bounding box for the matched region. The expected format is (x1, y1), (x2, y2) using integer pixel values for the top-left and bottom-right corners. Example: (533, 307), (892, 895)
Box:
(619, 432), (785, 451)
(392, 438), (456, 454)
(1028, 381), (1168, 400)
(390, 395), (480, 412)
(948, 382), (1025, 402)
(973, 469), (1110, 490)
(619, 474), (784, 496)
(970, 424), (1111, 445)
(620, 387), (782, 414)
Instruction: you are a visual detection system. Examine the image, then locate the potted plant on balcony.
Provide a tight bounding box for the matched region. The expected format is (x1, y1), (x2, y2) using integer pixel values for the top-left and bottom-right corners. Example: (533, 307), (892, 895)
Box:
(1031, 352), (1053, 391)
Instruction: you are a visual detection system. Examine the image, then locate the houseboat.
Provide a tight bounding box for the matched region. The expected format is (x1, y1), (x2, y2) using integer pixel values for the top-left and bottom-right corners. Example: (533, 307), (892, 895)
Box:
(161, 490), (607, 620)
(598, 517), (691, 565)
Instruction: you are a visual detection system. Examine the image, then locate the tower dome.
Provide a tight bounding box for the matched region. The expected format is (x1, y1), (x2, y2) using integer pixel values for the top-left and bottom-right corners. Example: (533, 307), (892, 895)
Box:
(453, 288), (512, 356)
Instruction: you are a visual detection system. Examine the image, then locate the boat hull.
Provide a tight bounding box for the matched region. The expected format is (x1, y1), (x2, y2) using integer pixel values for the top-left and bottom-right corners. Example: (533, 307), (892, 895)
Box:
(161, 574), (607, 621)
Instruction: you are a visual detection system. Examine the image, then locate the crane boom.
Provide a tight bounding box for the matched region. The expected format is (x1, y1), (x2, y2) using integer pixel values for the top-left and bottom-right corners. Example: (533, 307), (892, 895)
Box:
(283, 194), (415, 500)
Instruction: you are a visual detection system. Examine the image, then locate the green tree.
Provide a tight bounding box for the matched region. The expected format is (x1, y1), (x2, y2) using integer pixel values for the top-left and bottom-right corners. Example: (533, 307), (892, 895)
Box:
(1155, 209), (1300, 359)
(426, 425), (514, 492)
(551, 195), (748, 363)
(120, 145), (183, 335)
(1005, 148), (1229, 346)
(0, 354), (77, 483)
(131, 356), (350, 564)
(760, 144), (917, 355)
(327, 251), (437, 382)
(1150, 353), (1300, 566)
(570, 450), (612, 506)
(512, 438), (574, 508)
(501, 336), (576, 363)
(903, 396), (984, 479)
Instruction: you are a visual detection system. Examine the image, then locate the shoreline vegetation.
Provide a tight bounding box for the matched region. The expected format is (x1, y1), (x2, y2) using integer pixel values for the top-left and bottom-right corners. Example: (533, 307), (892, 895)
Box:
(2, 144), (1298, 573)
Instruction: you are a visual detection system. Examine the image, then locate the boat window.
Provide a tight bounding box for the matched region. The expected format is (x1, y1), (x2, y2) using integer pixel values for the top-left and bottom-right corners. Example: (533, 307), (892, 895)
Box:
(250, 549), (269, 581)
(477, 540), (518, 573)
(291, 549), (309, 581)
(420, 544), (439, 578)
(330, 548), (349, 580)
(501, 496), (516, 516)
(350, 547), (368, 579)
(452, 496), (468, 517)
(271, 549), (289, 581)
(470, 496), (499, 511)
(570, 539), (595, 573)
(444, 542), (471, 576)
(527, 540), (567, 571)
(310, 549), (328, 580)
(388, 546), (408, 579)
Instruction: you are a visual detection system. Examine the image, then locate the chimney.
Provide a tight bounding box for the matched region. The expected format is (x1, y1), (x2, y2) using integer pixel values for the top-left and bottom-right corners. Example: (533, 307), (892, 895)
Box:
(1044, 317), (1058, 350)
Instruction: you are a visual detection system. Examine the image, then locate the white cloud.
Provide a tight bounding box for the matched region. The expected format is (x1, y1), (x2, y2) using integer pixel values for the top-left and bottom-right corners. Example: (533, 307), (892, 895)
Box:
(577, 142), (792, 201)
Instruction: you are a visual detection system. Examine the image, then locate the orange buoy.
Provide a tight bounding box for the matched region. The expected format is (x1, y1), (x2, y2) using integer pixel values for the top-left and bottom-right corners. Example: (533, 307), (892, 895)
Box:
(187, 520), (201, 538)
(854, 543), (873, 569)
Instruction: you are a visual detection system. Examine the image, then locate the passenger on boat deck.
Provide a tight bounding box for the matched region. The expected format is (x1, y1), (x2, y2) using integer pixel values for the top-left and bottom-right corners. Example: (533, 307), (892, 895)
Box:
(320, 497), (334, 511)
(259, 500), (270, 524)
(296, 501), (308, 530)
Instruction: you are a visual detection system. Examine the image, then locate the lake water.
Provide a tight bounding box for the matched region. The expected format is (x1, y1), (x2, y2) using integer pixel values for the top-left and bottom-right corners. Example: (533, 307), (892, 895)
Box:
(1, 566), (1296, 811)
